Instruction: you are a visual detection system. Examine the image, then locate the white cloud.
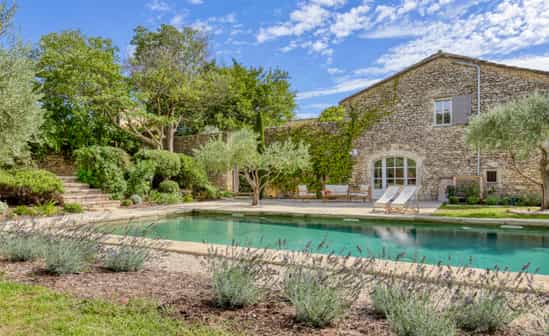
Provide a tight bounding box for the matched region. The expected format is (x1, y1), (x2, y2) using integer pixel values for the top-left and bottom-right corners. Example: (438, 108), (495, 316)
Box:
(330, 3), (370, 38)
(170, 14), (185, 28)
(188, 0), (204, 4)
(327, 67), (344, 74)
(495, 53), (549, 72)
(297, 78), (380, 99)
(147, 0), (170, 11)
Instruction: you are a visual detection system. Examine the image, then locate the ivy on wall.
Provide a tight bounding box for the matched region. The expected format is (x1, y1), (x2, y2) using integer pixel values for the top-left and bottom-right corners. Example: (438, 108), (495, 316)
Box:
(266, 79), (399, 194)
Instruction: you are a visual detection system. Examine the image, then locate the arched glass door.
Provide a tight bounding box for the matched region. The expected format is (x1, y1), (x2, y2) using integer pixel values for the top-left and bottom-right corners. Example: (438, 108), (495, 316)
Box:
(373, 157), (417, 198)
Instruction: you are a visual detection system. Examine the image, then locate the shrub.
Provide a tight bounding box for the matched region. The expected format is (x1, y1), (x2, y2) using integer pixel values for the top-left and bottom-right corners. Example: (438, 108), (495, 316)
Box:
(386, 292), (457, 336)
(159, 180), (179, 193)
(126, 160), (155, 196)
(0, 169), (63, 205)
(74, 146), (130, 196)
(134, 150), (180, 181)
(148, 191), (182, 205)
(212, 265), (262, 308)
(182, 194), (193, 203)
(14, 205), (38, 216)
(283, 267), (357, 327)
(36, 200), (60, 216)
(449, 291), (516, 333)
(0, 233), (45, 262)
(484, 195), (501, 206)
(206, 245), (274, 309)
(121, 199), (132, 207)
(448, 196), (460, 204)
(103, 245), (149, 272)
(517, 193), (541, 207)
(44, 239), (92, 274)
(63, 203), (83, 214)
(446, 185), (456, 198)
(466, 196), (480, 205)
(177, 154), (209, 190)
(130, 194), (143, 205)
(371, 284), (406, 317)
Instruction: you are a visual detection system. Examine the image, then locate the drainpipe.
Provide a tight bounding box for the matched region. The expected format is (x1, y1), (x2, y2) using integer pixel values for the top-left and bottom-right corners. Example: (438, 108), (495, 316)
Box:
(455, 61), (481, 176)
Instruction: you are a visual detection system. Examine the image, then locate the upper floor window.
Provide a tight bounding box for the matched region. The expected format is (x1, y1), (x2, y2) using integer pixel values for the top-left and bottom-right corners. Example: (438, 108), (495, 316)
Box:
(434, 99), (452, 126)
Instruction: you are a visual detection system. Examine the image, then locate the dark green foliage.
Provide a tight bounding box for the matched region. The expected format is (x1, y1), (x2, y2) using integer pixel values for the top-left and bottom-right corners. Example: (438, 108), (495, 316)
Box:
(103, 245), (149, 272)
(448, 196), (460, 204)
(255, 110), (265, 153)
(126, 160), (156, 196)
(134, 150), (180, 182)
(63, 203), (83, 213)
(158, 180), (179, 193)
(484, 195), (501, 205)
(0, 169), (63, 205)
(121, 199), (132, 207)
(36, 30), (137, 155)
(148, 190), (182, 205)
(450, 292), (515, 333)
(466, 196), (481, 205)
(75, 146), (131, 196)
(177, 154), (210, 191)
(517, 193), (542, 207)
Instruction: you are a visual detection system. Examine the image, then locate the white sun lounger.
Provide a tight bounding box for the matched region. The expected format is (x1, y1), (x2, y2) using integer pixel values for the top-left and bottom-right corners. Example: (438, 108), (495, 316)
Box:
(390, 186), (419, 213)
(372, 186), (401, 213)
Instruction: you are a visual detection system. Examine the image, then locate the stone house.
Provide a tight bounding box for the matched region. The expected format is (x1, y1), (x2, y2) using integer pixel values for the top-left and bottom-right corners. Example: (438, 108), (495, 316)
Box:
(341, 51), (549, 201)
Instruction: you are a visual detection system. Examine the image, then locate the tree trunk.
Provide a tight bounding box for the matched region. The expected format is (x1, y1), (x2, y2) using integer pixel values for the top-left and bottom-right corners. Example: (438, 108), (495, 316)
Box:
(251, 187), (260, 207)
(541, 149), (549, 210)
(166, 126), (175, 152)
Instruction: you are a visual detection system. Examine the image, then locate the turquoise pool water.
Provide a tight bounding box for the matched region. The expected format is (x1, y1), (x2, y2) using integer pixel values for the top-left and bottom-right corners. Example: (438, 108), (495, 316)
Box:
(126, 213), (549, 274)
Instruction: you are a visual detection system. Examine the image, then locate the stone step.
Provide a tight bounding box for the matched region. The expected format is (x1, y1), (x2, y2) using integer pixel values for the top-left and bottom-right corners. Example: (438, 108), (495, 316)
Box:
(64, 195), (111, 202)
(84, 200), (121, 209)
(58, 176), (79, 181)
(63, 182), (91, 188)
(64, 189), (105, 196)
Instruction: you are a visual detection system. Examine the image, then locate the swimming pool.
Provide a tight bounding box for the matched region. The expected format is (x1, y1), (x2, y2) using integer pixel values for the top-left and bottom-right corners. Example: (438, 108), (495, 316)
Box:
(124, 213), (549, 274)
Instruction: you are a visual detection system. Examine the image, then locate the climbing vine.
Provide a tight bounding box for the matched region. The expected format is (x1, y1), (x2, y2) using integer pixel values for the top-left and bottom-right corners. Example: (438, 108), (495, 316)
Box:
(267, 79), (399, 195)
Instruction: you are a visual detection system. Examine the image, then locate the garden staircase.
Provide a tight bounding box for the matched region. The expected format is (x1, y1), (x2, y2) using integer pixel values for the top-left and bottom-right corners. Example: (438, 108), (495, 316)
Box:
(59, 176), (120, 210)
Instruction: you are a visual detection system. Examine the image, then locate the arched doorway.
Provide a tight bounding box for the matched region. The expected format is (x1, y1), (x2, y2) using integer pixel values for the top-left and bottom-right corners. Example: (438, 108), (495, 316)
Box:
(372, 156), (418, 199)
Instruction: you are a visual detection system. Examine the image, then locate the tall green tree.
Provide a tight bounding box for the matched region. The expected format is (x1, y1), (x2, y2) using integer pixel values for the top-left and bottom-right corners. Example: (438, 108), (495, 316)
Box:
(201, 61), (295, 131)
(0, 3), (44, 167)
(466, 93), (549, 209)
(127, 24), (210, 151)
(195, 129), (310, 206)
(36, 30), (136, 154)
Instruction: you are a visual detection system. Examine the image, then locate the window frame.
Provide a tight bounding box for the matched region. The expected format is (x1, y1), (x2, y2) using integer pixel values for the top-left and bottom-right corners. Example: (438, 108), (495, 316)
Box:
(486, 170), (498, 185)
(433, 98), (453, 126)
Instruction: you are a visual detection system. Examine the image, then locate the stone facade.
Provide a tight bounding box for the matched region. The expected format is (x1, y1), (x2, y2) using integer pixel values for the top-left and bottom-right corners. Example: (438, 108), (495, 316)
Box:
(342, 52), (549, 200)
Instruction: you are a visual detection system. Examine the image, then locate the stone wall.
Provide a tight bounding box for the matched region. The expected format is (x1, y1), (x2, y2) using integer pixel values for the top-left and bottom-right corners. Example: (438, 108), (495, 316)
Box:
(343, 55), (549, 200)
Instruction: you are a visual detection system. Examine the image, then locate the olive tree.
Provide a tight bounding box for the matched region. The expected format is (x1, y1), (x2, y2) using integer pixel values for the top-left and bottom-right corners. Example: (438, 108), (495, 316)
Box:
(195, 129), (310, 206)
(466, 92), (549, 209)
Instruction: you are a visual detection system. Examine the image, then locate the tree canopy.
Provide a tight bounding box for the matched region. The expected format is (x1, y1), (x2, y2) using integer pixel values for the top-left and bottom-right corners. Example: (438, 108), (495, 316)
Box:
(194, 129), (310, 205)
(466, 92), (549, 209)
(36, 30), (136, 154)
(0, 44), (44, 167)
(127, 24), (210, 151)
(200, 61), (295, 131)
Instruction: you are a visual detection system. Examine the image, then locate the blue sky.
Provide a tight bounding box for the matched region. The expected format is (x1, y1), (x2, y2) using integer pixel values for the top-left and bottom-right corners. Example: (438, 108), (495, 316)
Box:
(14, 0), (549, 118)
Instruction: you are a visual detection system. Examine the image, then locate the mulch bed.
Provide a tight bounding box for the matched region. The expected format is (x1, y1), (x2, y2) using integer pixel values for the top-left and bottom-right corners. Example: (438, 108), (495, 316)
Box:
(0, 260), (529, 336)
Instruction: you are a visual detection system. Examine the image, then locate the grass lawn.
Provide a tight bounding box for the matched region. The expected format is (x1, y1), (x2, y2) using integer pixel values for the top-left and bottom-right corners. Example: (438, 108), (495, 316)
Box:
(0, 280), (230, 336)
(433, 204), (549, 219)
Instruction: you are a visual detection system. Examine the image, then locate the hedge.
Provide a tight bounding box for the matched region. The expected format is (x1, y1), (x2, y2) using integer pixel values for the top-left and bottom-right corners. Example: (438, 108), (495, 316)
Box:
(176, 154), (209, 191)
(74, 146), (131, 196)
(134, 150), (181, 180)
(0, 169), (64, 205)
